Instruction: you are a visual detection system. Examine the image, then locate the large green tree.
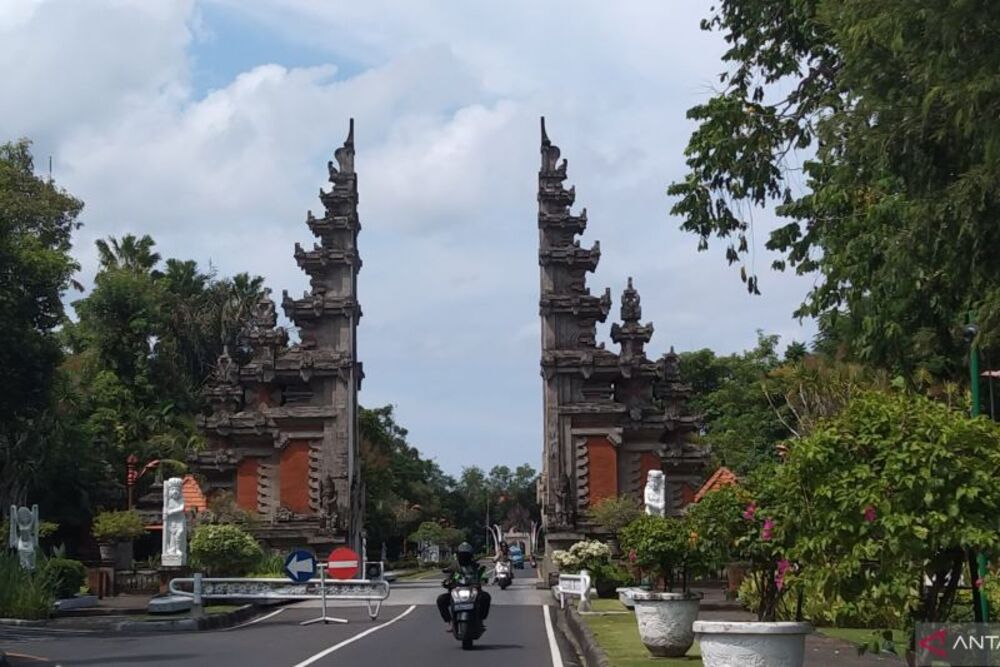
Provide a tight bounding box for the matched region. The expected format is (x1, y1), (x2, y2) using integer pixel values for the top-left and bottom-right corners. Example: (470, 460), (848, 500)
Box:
(669, 0), (1000, 382)
(0, 140), (82, 506)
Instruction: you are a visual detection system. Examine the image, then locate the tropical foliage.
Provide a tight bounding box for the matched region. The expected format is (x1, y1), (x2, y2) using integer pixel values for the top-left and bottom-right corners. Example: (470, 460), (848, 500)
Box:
(189, 524), (264, 576)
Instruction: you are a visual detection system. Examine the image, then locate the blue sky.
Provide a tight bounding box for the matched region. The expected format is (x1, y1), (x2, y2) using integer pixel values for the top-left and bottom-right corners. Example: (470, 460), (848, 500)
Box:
(0, 0), (817, 476)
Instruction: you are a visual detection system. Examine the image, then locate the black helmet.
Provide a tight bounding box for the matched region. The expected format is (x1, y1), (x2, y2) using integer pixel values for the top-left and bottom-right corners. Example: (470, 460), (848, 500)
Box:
(456, 542), (475, 564)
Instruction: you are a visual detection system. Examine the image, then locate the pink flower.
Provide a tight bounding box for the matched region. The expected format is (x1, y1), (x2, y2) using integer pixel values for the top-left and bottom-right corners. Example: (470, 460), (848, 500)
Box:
(775, 559), (791, 590)
(743, 502), (757, 521)
(975, 577), (984, 589)
(863, 505), (877, 522)
(628, 549), (637, 563)
(761, 517), (774, 541)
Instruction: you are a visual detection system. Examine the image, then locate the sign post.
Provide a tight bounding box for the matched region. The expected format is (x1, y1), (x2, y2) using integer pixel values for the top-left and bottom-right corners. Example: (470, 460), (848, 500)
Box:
(300, 565), (348, 626)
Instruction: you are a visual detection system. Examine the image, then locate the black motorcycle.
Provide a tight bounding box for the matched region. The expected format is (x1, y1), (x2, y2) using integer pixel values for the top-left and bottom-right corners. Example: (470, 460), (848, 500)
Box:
(445, 570), (486, 650)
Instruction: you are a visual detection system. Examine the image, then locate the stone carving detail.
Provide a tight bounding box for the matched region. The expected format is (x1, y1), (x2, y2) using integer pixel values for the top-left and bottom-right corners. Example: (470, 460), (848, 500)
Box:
(644, 470), (666, 517)
(538, 119), (708, 563)
(9, 505), (39, 571)
(195, 119), (364, 552)
(319, 474), (340, 533)
(162, 477), (188, 567)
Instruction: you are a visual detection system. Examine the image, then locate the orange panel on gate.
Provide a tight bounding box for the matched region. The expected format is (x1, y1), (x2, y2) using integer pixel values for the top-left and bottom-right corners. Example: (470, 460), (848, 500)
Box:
(280, 440), (312, 514)
(236, 459), (258, 512)
(587, 436), (618, 505)
(639, 452), (661, 487)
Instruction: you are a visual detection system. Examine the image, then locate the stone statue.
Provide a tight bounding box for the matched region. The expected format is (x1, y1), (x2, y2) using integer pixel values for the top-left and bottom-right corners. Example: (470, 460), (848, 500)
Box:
(161, 477), (187, 567)
(644, 470), (666, 517)
(8, 505), (39, 570)
(320, 474), (339, 532)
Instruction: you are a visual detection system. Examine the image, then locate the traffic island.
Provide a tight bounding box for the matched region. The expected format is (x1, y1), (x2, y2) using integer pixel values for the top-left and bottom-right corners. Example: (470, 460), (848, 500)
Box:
(0, 604), (267, 633)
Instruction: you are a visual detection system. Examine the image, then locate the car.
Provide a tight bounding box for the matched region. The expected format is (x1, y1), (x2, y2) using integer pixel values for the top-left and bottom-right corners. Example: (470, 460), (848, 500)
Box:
(509, 546), (525, 569)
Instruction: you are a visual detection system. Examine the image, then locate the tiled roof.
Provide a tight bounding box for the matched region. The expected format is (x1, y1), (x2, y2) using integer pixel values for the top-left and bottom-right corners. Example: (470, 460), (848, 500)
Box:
(693, 466), (738, 502)
(182, 474), (207, 512)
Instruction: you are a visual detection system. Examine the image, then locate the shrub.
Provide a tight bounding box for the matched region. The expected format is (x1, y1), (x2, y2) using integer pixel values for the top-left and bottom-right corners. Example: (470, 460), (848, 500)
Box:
(43, 558), (87, 599)
(587, 496), (642, 535)
(91, 510), (146, 542)
(189, 524), (263, 576)
(246, 552), (286, 577)
(619, 514), (708, 592)
(0, 552), (53, 619)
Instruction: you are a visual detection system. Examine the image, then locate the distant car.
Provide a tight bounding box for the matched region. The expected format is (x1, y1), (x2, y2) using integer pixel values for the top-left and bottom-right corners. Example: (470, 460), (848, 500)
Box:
(509, 546), (525, 569)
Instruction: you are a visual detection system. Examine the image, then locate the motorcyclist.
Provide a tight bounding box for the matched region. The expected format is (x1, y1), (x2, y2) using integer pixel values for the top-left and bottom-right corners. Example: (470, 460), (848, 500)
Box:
(493, 541), (511, 563)
(437, 542), (492, 631)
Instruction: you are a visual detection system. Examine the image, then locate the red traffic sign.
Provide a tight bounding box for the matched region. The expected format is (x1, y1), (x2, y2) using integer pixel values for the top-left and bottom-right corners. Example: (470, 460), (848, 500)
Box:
(327, 546), (360, 579)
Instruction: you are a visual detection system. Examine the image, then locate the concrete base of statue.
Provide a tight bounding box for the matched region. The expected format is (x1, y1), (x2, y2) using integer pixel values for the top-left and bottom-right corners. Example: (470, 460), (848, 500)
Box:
(148, 595), (193, 614)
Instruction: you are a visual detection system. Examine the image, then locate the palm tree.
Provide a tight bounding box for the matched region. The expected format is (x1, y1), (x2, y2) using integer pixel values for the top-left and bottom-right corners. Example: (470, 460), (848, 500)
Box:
(95, 234), (161, 274)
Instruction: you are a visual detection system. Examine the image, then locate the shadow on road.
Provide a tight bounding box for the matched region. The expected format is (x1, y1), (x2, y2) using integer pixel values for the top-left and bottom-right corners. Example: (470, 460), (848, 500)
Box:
(465, 643), (525, 651)
(68, 654), (202, 664)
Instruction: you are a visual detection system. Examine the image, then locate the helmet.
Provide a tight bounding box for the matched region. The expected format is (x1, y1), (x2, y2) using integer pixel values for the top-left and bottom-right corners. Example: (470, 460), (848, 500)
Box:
(456, 542), (475, 565)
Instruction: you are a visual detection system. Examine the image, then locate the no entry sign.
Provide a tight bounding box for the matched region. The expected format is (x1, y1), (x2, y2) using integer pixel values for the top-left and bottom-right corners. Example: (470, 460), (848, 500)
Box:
(327, 546), (360, 579)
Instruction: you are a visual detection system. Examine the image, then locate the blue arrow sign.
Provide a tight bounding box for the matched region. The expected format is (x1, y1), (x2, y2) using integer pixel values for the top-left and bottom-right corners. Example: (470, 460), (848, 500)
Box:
(284, 549), (317, 583)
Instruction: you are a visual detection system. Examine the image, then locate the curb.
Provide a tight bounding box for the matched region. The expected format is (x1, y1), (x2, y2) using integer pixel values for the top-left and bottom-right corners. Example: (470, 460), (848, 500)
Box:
(115, 604), (260, 632)
(0, 605), (261, 633)
(561, 605), (613, 667)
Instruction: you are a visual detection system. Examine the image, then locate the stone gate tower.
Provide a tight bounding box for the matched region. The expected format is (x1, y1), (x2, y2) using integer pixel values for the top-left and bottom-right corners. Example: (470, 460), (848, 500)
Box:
(195, 120), (364, 553)
(537, 119), (709, 576)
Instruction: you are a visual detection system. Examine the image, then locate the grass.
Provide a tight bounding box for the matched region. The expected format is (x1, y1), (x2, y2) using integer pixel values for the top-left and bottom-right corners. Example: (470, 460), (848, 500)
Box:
(588, 598), (629, 613)
(0, 552), (54, 620)
(398, 568), (442, 581)
(583, 611), (702, 667)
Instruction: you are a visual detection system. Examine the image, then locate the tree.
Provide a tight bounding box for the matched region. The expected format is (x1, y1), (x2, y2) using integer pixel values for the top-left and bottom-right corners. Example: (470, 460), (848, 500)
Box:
(771, 390), (1000, 631)
(679, 333), (788, 473)
(669, 0), (1000, 383)
(0, 139), (83, 507)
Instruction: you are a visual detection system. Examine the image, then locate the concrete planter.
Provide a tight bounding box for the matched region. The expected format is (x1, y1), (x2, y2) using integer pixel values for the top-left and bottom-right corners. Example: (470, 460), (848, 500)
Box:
(616, 587), (637, 609)
(631, 591), (702, 657)
(694, 620), (812, 667)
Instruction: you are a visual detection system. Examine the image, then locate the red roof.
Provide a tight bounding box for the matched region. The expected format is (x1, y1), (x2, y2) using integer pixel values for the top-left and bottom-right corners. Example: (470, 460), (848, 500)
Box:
(182, 475), (207, 513)
(694, 466), (738, 502)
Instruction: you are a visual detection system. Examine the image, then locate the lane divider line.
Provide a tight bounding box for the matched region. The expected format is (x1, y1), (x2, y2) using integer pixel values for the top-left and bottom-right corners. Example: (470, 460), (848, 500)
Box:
(543, 605), (565, 667)
(223, 607), (286, 631)
(290, 605), (417, 667)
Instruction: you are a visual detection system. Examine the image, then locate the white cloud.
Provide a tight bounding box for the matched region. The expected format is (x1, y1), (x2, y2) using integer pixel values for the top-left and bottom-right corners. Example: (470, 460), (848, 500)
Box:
(1, 0), (818, 473)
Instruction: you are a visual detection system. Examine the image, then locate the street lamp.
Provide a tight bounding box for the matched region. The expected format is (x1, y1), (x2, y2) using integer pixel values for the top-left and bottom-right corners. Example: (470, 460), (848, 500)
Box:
(965, 322), (989, 623)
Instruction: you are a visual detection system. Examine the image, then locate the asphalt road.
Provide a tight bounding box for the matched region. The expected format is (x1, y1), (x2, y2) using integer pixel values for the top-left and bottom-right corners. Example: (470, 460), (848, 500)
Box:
(0, 567), (577, 667)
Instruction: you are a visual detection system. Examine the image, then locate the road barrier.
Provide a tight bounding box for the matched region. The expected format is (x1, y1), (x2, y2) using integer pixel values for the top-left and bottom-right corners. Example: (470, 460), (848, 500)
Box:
(169, 570), (391, 622)
(555, 569), (592, 612)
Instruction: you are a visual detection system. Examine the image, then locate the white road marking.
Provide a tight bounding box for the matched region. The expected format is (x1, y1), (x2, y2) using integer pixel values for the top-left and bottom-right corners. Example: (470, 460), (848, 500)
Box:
(223, 607), (286, 631)
(290, 605), (417, 667)
(543, 605), (565, 667)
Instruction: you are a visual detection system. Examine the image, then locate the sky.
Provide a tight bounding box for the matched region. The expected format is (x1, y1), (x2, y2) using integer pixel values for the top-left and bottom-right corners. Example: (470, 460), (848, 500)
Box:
(0, 0), (817, 475)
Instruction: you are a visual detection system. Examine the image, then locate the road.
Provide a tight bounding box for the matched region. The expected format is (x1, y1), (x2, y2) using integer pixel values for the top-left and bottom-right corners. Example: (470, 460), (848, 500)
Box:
(0, 567), (577, 667)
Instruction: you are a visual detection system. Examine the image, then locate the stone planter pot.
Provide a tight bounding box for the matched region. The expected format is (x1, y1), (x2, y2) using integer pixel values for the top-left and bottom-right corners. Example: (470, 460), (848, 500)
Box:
(595, 578), (618, 599)
(694, 620), (813, 667)
(98, 542), (116, 562)
(631, 590), (703, 657)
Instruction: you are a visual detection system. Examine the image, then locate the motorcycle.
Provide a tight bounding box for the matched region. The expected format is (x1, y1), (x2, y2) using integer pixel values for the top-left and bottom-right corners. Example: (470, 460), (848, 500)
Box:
(494, 560), (513, 590)
(446, 571), (486, 650)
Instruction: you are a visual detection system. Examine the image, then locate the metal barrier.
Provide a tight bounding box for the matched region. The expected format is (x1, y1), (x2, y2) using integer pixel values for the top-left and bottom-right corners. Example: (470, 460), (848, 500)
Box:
(555, 569), (592, 612)
(169, 570), (391, 623)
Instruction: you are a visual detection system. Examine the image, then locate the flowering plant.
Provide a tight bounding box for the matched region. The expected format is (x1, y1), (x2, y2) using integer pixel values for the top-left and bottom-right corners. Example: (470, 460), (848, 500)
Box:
(618, 514), (709, 592)
(687, 483), (792, 620)
(551, 539), (611, 573)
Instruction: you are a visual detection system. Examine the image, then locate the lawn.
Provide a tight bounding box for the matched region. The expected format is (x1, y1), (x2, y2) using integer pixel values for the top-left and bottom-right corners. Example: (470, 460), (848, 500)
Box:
(583, 611), (702, 667)
(588, 598), (629, 613)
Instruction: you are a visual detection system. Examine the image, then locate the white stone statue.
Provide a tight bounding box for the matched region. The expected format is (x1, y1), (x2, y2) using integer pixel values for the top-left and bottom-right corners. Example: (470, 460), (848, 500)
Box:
(161, 477), (187, 567)
(9, 505), (39, 571)
(644, 470), (666, 517)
